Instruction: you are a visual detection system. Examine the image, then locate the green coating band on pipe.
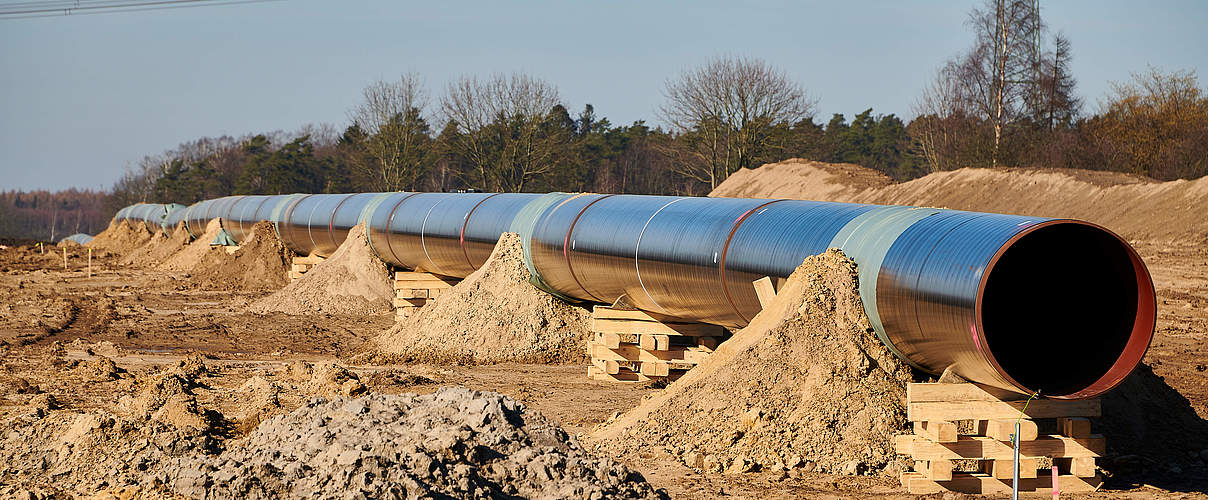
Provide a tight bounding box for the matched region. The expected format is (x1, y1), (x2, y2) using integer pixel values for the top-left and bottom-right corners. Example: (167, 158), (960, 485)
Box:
(829, 206), (941, 372)
(508, 193), (582, 303)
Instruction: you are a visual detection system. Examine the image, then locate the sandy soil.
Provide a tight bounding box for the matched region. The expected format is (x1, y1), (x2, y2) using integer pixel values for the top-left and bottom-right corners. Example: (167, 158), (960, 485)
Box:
(1, 164), (1206, 498)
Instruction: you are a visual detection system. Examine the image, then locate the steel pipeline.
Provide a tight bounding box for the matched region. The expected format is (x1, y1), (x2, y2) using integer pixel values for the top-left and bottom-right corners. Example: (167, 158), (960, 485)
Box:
(115, 192), (1156, 399)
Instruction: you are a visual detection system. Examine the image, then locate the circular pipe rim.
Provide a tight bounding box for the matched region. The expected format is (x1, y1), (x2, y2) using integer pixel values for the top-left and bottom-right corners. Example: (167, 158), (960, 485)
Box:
(973, 219), (1156, 400)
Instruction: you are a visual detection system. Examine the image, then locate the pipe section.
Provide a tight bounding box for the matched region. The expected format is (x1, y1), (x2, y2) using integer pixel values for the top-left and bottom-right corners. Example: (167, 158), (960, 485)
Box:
(115, 193), (1155, 399)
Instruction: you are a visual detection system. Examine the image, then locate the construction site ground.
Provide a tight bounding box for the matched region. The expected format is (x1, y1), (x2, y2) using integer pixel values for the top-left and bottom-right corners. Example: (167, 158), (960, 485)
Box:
(3, 164), (1207, 498)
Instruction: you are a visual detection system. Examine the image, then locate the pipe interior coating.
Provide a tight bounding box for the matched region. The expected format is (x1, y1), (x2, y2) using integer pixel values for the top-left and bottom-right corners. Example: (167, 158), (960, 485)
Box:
(115, 192), (1155, 399)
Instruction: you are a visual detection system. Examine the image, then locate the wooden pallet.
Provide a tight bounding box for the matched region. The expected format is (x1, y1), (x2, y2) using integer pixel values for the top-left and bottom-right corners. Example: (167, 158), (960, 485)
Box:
(288, 254), (325, 281)
(393, 272), (460, 320)
(586, 305), (726, 382)
(895, 382), (1103, 494)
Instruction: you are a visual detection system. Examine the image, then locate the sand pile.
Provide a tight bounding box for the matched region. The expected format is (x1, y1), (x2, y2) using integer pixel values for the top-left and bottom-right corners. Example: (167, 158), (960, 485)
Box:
(159, 218), (224, 272)
(85, 220), (152, 256)
(710, 160), (1208, 241)
(589, 250), (911, 476)
(189, 221), (291, 291)
(249, 223), (392, 315)
(371, 232), (591, 365)
(154, 387), (667, 499)
(121, 222), (192, 268)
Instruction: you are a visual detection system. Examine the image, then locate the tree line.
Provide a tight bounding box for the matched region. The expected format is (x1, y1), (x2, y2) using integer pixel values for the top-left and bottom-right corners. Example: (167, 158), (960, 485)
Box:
(5, 0), (1205, 242)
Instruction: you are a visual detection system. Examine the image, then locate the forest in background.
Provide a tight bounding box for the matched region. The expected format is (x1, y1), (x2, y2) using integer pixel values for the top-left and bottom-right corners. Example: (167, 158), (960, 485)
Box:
(4, 0), (1206, 242)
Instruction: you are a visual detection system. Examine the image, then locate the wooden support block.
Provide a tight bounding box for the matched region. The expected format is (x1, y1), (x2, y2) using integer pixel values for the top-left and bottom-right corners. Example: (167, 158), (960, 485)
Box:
(898, 434), (1105, 461)
(894, 434), (915, 455)
(908, 382), (1034, 403)
(590, 343), (709, 365)
(393, 272), (458, 289)
(639, 334), (670, 351)
(984, 458), (1039, 479)
(595, 332), (621, 349)
(753, 276), (777, 308)
(639, 361), (670, 377)
(913, 420), (957, 443)
(1058, 417), (1092, 438)
(291, 264), (311, 272)
(917, 459), (953, 481)
(591, 306), (726, 337)
(899, 472), (1102, 495)
(696, 336), (720, 350)
(288, 271), (305, 280)
(980, 419), (1039, 442)
(908, 398), (1101, 422)
(1054, 457), (1096, 477)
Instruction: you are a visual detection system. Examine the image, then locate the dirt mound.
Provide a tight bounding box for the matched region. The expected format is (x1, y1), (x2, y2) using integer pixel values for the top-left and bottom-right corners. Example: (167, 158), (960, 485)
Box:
(189, 221), (291, 291)
(711, 159), (894, 200)
(121, 222), (192, 268)
(370, 232), (591, 365)
(589, 249), (911, 476)
(1097, 363), (1208, 478)
(85, 220), (152, 256)
(710, 161), (1208, 241)
(249, 223), (392, 315)
(159, 218), (223, 272)
(154, 387), (666, 499)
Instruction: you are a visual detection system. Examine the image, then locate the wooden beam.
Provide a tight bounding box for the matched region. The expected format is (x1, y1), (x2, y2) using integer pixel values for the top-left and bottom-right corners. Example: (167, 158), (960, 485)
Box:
(907, 383), (1033, 403)
(293, 255), (325, 265)
(898, 434), (1104, 461)
(639, 334), (670, 351)
(590, 343), (709, 364)
(913, 421), (957, 443)
(594, 332), (621, 349)
(1054, 457), (1096, 477)
(899, 472), (1102, 495)
(753, 276), (777, 308)
(918, 460), (953, 481)
(1058, 417), (1092, 438)
(908, 399), (1101, 421)
(979, 419), (1039, 442)
(984, 458), (1039, 479)
(591, 317), (725, 337)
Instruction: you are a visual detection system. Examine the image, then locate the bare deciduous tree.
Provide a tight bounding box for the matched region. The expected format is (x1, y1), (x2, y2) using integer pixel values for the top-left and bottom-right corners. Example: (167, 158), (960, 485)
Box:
(953, 0), (1041, 165)
(911, 66), (973, 172)
(659, 56), (816, 189)
(440, 73), (565, 191)
(349, 73), (432, 191)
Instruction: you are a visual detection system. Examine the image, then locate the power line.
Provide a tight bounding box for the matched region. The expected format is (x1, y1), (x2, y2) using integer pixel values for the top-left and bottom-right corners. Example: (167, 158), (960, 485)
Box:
(0, 0), (281, 19)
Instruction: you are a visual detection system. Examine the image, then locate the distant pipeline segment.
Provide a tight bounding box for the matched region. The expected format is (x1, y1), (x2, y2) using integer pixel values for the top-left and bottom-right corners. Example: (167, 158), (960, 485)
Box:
(114, 193), (1155, 399)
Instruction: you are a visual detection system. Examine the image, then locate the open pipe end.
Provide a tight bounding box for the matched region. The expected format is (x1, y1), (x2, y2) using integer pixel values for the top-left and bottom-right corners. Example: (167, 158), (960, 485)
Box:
(978, 220), (1156, 400)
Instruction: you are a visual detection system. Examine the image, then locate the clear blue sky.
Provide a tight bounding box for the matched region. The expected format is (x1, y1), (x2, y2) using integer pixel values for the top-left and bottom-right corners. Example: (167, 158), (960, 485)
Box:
(2, 0), (1205, 191)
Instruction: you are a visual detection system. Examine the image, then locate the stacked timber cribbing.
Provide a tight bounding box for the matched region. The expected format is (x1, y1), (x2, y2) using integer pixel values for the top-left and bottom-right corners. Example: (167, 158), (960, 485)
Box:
(586, 306), (726, 382)
(895, 383), (1103, 494)
(392, 272), (459, 320)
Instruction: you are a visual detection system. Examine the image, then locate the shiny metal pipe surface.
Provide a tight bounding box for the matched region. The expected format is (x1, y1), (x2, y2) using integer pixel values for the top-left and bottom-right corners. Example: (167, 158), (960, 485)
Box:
(115, 192), (1155, 398)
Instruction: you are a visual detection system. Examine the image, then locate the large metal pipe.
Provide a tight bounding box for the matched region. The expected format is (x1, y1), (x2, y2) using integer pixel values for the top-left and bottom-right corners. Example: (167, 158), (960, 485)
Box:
(117, 192), (1155, 399)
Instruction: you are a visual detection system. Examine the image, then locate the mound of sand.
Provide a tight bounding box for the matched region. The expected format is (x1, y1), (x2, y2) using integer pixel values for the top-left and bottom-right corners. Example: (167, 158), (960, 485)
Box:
(154, 388), (667, 499)
(86, 220), (152, 256)
(710, 160), (1208, 241)
(370, 232), (591, 365)
(159, 218), (224, 272)
(249, 223), (393, 315)
(121, 222), (192, 268)
(589, 249), (911, 476)
(189, 221), (291, 291)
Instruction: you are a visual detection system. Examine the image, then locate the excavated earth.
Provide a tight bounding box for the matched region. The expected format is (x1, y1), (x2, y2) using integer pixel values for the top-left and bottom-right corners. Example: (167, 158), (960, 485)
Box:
(1, 162), (1206, 498)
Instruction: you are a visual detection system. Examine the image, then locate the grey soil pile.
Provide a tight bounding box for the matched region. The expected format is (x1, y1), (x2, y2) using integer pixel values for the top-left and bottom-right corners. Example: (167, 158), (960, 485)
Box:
(589, 250), (911, 476)
(710, 159), (1208, 241)
(371, 232), (591, 365)
(121, 222), (192, 268)
(189, 221), (291, 291)
(249, 223), (392, 315)
(159, 218), (224, 272)
(85, 220), (152, 256)
(154, 387), (666, 499)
